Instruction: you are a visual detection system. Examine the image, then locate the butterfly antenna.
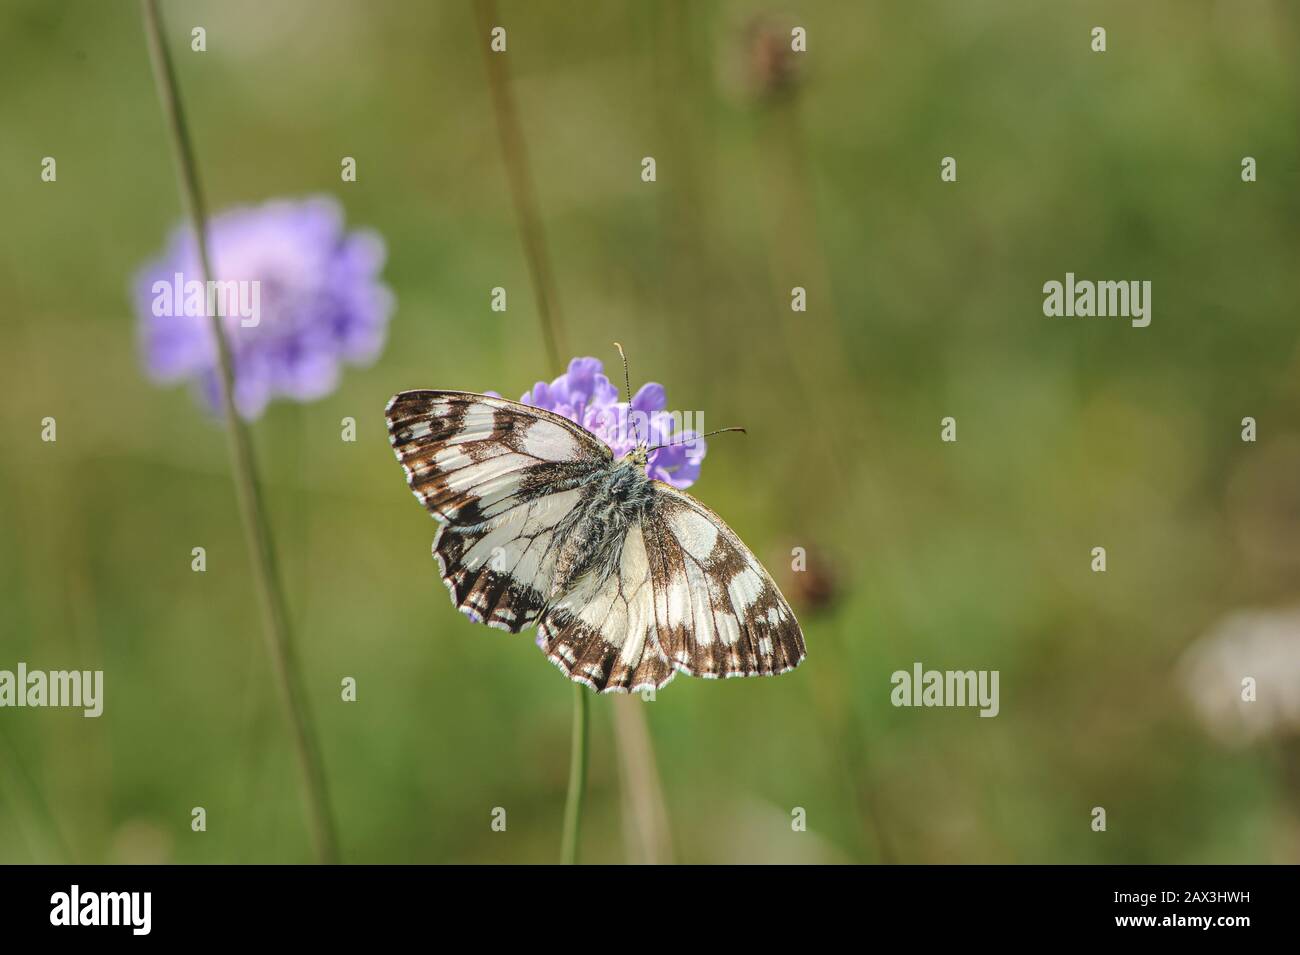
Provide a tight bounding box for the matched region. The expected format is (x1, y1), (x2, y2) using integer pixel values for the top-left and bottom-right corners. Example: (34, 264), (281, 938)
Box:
(613, 341), (633, 405)
(645, 426), (747, 453)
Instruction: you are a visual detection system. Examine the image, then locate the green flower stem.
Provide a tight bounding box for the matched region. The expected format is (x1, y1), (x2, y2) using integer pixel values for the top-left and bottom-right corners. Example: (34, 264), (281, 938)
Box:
(140, 0), (339, 865)
(473, 0), (589, 864)
(473, 0), (676, 864)
(559, 686), (589, 864)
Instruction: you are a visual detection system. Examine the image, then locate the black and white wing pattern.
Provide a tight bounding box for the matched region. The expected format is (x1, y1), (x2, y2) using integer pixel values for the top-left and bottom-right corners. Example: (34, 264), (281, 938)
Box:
(388, 388), (805, 694)
(535, 513), (669, 692)
(534, 483), (806, 693)
(645, 485), (805, 681)
(386, 390), (610, 633)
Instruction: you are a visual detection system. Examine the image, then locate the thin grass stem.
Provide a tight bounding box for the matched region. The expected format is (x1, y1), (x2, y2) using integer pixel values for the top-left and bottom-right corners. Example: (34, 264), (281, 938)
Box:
(140, 0), (338, 864)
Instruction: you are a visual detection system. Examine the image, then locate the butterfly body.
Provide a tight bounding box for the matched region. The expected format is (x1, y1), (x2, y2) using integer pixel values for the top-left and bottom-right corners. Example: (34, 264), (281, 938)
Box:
(387, 389), (805, 693)
(549, 457), (655, 594)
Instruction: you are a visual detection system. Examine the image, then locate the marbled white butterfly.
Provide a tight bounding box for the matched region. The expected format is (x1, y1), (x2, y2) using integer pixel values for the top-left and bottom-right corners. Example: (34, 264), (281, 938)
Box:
(385, 355), (805, 694)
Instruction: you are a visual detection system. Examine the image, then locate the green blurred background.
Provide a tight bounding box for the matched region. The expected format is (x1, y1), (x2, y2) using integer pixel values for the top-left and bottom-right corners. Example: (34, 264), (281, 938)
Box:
(2, 0), (1298, 863)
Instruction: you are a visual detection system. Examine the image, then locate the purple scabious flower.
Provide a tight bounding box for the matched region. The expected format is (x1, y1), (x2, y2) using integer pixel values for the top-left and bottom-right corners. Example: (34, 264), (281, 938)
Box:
(494, 356), (706, 488)
(133, 196), (393, 419)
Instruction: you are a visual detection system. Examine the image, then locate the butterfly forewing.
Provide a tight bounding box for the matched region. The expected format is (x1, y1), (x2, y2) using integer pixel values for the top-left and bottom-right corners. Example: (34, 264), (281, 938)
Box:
(386, 391), (610, 521)
(644, 484), (806, 681)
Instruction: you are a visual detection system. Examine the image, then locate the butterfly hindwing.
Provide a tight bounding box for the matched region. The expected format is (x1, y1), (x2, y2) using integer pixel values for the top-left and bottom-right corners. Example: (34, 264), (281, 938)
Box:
(534, 484), (805, 692)
(386, 390), (609, 631)
(535, 518), (674, 692)
(432, 488), (584, 631)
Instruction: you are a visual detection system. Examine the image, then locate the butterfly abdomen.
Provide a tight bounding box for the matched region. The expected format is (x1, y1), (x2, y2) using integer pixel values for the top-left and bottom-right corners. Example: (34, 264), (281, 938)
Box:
(548, 461), (655, 599)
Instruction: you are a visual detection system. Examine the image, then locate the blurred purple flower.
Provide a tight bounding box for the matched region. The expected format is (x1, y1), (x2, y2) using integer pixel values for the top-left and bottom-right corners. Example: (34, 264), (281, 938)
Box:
(133, 195), (393, 419)
(490, 356), (706, 488)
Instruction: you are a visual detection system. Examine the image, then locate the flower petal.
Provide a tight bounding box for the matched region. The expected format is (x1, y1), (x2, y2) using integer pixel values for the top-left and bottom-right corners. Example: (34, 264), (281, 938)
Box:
(631, 382), (666, 414)
(133, 195), (393, 420)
